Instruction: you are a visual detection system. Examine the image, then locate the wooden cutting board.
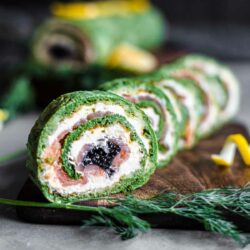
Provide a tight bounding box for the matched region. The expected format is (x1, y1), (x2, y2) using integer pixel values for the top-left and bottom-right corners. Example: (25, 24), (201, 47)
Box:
(16, 123), (250, 231)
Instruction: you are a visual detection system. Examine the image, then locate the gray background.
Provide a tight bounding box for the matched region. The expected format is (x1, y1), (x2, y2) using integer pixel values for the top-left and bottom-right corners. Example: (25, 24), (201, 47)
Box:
(0, 62), (250, 250)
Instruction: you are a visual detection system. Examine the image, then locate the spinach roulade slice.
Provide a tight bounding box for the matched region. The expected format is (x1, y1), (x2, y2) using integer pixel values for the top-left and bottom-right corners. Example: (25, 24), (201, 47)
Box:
(150, 75), (204, 148)
(158, 63), (220, 137)
(176, 54), (240, 123)
(101, 79), (179, 167)
(26, 91), (157, 203)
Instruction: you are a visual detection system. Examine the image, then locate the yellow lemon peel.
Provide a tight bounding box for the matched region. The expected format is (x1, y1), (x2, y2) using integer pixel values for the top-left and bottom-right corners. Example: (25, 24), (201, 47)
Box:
(211, 134), (250, 167)
(51, 0), (150, 20)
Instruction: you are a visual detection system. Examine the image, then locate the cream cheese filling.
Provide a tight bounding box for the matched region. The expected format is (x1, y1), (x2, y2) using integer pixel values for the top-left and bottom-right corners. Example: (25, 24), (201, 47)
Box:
(172, 68), (220, 135)
(155, 81), (185, 148)
(219, 68), (240, 121)
(192, 73), (219, 135)
(158, 114), (176, 162)
(184, 59), (240, 122)
(113, 87), (162, 134)
(158, 79), (201, 138)
(141, 106), (160, 133)
(113, 87), (177, 162)
(154, 82), (183, 125)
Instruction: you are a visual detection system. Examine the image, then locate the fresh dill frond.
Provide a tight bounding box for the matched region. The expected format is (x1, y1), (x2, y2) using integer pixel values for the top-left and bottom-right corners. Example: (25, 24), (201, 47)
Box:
(0, 185), (249, 246)
(82, 210), (150, 240)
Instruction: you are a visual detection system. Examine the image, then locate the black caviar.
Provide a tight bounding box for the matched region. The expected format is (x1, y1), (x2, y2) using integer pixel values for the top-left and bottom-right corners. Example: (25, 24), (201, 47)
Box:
(82, 140), (121, 176)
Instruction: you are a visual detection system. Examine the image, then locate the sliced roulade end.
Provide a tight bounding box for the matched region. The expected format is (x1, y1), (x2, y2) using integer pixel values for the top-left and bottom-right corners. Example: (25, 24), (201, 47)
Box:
(137, 74), (189, 149)
(158, 62), (221, 137)
(26, 91), (157, 203)
(101, 79), (179, 167)
(147, 74), (204, 148)
(31, 5), (165, 72)
(176, 54), (240, 124)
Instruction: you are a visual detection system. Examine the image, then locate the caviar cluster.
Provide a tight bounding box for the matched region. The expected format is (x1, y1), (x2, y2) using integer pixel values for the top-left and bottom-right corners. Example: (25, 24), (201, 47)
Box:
(82, 141), (121, 177)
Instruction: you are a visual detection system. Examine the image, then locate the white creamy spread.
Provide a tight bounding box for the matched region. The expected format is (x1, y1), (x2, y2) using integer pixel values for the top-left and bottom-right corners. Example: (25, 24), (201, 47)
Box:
(191, 73), (219, 135)
(184, 58), (240, 123)
(219, 68), (240, 121)
(172, 69), (219, 135)
(141, 106), (160, 132)
(113, 87), (177, 162)
(114, 87), (163, 133)
(157, 115), (176, 162)
(155, 82), (182, 124)
(158, 79), (201, 137)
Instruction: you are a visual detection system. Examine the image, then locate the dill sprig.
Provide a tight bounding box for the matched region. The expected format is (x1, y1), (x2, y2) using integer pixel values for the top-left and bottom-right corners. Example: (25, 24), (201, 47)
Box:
(82, 207), (150, 240)
(81, 186), (250, 246)
(0, 185), (249, 246)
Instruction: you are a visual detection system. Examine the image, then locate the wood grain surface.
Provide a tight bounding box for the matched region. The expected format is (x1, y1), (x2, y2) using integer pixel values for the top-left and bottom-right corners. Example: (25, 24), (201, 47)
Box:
(16, 123), (250, 229)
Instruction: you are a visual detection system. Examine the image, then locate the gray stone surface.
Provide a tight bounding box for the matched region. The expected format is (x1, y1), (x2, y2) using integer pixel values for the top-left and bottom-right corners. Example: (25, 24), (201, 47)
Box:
(0, 62), (250, 250)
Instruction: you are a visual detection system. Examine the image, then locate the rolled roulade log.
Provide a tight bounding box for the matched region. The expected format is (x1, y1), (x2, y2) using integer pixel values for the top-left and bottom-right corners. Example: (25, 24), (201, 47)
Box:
(175, 54), (240, 124)
(158, 63), (221, 137)
(101, 79), (179, 167)
(31, 2), (165, 72)
(27, 91), (157, 203)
